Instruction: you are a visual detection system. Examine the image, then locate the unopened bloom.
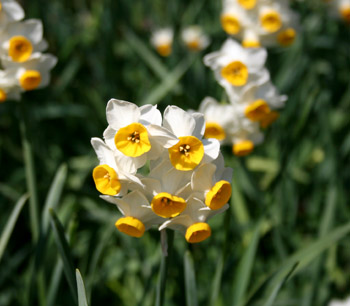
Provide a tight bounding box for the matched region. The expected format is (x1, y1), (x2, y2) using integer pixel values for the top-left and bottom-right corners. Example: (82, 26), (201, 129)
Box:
(181, 25), (210, 51)
(151, 28), (174, 57)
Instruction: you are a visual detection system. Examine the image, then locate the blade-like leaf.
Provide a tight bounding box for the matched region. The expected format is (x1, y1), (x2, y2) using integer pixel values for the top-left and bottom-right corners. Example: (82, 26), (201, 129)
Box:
(0, 193), (29, 262)
(232, 221), (261, 306)
(184, 250), (198, 306)
(76, 269), (89, 306)
(49, 208), (77, 303)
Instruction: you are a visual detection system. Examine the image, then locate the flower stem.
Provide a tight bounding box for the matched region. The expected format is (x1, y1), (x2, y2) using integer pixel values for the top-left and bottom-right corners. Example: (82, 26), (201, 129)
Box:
(19, 101), (40, 242)
(156, 229), (174, 306)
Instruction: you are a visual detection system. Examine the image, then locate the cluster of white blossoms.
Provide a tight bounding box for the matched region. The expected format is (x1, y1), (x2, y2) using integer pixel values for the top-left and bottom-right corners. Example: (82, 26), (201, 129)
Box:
(324, 0), (350, 23)
(151, 26), (210, 57)
(91, 99), (232, 243)
(0, 0), (57, 103)
(200, 38), (286, 156)
(221, 0), (300, 48)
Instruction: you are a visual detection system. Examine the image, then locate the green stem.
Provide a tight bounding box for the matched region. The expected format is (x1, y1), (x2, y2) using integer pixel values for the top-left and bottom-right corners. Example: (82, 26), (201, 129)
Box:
(156, 230), (174, 306)
(19, 101), (40, 242)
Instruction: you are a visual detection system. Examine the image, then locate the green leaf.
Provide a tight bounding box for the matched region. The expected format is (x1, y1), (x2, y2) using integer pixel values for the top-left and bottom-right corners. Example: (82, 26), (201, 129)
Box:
(0, 193), (29, 263)
(232, 221), (261, 306)
(140, 56), (194, 106)
(76, 269), (89, 306)
(184, 250), (198, 306)
(49, 208), (77, 303)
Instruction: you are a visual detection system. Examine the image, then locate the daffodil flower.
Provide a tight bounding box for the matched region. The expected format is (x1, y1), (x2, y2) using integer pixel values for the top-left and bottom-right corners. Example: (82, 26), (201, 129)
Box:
(0, 0), (24, 30)
(181, 26), (210, 51)
(204, 39), (269, 98)
(103, 99), (179, 170)
(159, 197), (229, 243)
(326, 0), (350, 24)
(163, 105), (220, 171)
(0, 19), (48, 63)
(2, 53), (57, 91)
(0, 69), (20, 102)
(150, 28), (174, 57)
(91, 137), (144, 196)
(101, 190), (164, 238)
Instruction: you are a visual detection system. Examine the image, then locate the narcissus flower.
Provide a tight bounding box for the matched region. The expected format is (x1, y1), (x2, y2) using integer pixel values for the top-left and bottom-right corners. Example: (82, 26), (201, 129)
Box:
(151, 28), (174, 57)
(326, 0), (350, 24)
(0, 69), (20, 101)
(181, 25), (210, 51)
(159, 196), (229, 243)
(92, 99), (232, 242)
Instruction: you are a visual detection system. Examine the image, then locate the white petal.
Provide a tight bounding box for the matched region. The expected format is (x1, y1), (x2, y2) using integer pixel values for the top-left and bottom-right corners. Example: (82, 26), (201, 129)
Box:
(139, 104), (162, 126)
(91, 137), (116, 167)
(202, 138), (220, 163)
(106, 99), (140, 130)
(191, 163), (216, 192)
(163, 105), (195, 137)
(147, 124), (179, 148)
(100, 195), (130, 216)
(191, 112), (206, 139)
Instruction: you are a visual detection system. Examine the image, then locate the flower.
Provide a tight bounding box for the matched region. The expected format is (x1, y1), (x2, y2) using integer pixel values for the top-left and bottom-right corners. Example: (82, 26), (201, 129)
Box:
(150, 28), (174, 57)
(181, 25), (210, 51)
(204, 38), (269, 99)
(0, 69), (20, 102)
(328, 296), (350, 306)
(163, 105), (220, 171)
(103, 99), (178, 170)
(326, 0), (350, 24)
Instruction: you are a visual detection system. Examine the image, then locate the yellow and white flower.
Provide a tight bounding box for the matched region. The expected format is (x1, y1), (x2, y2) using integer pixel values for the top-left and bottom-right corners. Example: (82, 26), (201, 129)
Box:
(0, 0), (24, 29)
(0, 68), (20, 102)
(103, 99), (179, 170)
(101, 191), (164, 238)
(181, 25), (210, 51)
(150, 28), (174, 57)
(163, 105), (220, 171)
(327, 0), (350, 24)
(2, 53), (57, 91)
(0, 19), (48, 63)
(159, 196), (229, 243)
(91, 137), (143, 196)
(204, 38), (269, 98)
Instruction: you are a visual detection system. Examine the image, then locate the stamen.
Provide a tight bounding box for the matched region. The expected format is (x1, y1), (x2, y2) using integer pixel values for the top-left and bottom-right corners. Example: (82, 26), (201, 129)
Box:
(179, 144), (191, 156)
(129, 131), (140, 143)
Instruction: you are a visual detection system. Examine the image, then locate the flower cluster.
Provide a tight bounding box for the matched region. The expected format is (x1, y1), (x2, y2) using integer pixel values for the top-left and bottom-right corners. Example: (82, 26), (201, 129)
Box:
(221, 0), (300, 48)
(201, 38), (286, 156)
(151, 26), (210, 57)
(91, 99), (232, 243)
(325, 0), (350, 24)
(0, 0), (57, 103)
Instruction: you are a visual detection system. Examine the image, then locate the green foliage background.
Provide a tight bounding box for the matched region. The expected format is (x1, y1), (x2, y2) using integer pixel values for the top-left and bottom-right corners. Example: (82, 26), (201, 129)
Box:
(0, 0), (350, 305)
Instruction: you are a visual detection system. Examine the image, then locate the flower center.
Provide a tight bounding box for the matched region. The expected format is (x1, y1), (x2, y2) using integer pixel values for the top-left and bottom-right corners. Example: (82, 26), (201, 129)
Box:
(242, 40), (261, 48)
(221, 61), (249, 87)
(187, 40), (200, 51)
(19, 70), (41, 91)
(340, 6), (350, 23)
(185, 223), (212, 243)
(261, 11), (282, 33)
(151, 192), (187, 218)
(245, 99), (271, 121)
(205, 180), (232, 210)
(156, 44), (172, 57)
(168, 136), (204, 171)
(0, 89), (7, 103)
(277, 28), (296, 47)
(8, 36), (33, 63)
(114, 122), (151, 157)
(238, 0), (256, 10)
(204, 122), (226, 141)
(233, 140), (254, 156)
(115, 217), (145, 238)
(260, 111), (279, 128)
(221, 14), (241, 35)
(92, 164), (121, 195)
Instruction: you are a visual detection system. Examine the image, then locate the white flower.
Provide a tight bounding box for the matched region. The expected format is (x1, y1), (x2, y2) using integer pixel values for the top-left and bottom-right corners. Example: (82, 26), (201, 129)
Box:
(0, 68), (20, 102)
(204, 38), (269, 99)
(0, 0), (24, 30)
(328, 296), (350, 306)
(103, 99), (178, 170)
(91, 137), (143, 196)
(0, 19), (48, 63)
(159, 196), (229, 243)
(150, 28), (174, 57)
(327, 0), (350, 23)
(181, 25), (210, 51)
(2, 53), (57, 91)
(101, 190), (164, 238)
(163, 105), (220, 171)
